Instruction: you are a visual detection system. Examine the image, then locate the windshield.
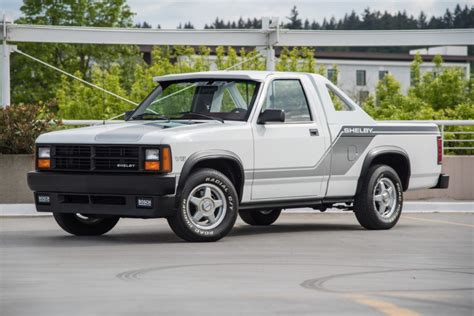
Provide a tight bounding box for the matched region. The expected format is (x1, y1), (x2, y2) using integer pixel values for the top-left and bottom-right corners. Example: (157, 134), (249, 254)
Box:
(131, 79), (260, 122)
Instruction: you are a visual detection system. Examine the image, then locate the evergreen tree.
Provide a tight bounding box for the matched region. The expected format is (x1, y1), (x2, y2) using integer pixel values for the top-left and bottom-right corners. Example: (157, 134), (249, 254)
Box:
(285, 5), (303, 29)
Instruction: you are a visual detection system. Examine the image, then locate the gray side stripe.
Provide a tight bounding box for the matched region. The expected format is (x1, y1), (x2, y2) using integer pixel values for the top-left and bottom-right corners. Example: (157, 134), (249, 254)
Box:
(253, 134), (374, 179)
(251, 125), (436, 179)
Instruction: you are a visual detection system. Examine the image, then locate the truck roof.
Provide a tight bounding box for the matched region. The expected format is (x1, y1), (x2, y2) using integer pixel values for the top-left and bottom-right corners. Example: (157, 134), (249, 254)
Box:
(153, 71), (327, 82)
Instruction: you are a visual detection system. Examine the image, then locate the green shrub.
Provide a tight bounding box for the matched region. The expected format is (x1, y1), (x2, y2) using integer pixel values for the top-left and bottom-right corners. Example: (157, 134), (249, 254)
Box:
(0, 103), (61, 154)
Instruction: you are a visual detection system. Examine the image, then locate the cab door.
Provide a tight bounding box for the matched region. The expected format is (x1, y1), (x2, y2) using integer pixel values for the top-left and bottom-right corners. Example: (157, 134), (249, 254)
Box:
(251, 77), (329, 200)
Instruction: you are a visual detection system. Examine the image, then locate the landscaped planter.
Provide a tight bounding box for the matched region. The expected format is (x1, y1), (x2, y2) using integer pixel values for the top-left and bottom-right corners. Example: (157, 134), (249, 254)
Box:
(405, 155), (474, 200)
(0, 154), (35, 203)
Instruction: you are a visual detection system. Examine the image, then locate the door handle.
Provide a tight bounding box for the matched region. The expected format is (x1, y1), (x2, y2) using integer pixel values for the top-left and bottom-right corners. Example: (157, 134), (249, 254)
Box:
(309, 128), (319, 136)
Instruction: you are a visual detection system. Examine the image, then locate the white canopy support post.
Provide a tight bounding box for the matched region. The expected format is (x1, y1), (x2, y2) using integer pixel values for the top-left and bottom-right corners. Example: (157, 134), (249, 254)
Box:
(266, 46), (275, 71)
(1, 44), (10, 107)
(262, 16), (279, 71)
(1, 14), (11, 107)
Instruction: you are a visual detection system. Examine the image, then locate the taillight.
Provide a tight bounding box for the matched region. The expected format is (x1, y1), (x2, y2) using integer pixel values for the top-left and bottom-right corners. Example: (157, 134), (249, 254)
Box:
(437, 136), (443, 165)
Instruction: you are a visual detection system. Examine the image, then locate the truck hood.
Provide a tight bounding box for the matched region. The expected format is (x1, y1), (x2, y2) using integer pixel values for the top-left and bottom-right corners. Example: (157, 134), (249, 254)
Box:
(36, 120), (228, 144)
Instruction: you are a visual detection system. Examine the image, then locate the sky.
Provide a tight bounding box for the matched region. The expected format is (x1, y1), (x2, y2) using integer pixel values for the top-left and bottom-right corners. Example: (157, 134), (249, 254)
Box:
(1, 0), (473, 28)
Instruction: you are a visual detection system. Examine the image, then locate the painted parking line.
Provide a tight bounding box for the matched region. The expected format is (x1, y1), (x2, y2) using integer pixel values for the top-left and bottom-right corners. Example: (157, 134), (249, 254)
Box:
(404, 215), (474, 228)
(347, 294), (420, 316)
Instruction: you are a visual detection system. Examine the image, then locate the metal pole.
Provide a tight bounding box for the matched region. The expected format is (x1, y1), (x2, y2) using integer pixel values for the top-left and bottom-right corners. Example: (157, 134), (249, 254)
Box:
(2, 14), (10, 107)
(266, 46), (275, 71)
(441, 124), (445, 154)
(263, 16), (278, 71)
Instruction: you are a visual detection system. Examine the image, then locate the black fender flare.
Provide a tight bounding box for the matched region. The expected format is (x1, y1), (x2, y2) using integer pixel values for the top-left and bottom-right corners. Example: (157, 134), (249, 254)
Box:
(356, 146), (411, 194)
(176, 150), (245, 201)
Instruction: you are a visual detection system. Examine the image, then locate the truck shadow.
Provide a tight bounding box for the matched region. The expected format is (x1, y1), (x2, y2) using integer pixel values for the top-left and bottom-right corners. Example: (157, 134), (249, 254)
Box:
(1, 222), (364, 247)
(230, 223), (363, 237)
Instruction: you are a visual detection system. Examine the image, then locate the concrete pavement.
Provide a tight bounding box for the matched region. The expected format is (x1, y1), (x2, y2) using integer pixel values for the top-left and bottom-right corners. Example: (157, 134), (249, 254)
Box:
(0, 212), (473, 315)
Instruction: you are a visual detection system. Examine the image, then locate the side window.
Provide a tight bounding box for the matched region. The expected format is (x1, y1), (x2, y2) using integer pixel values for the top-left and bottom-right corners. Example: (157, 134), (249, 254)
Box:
(261, 80), (312, 122)
(326, 84), (354, 112)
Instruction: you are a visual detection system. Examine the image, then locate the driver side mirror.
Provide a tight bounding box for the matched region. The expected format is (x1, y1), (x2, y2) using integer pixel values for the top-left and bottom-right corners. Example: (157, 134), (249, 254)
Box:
(258, 109), (285, 124)
(124, 110), (134, 121)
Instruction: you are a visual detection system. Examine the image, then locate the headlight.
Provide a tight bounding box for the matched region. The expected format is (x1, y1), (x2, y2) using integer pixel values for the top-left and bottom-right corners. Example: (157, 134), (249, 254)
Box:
(144, 147), (172, 172)
(38, 147), (51, 158)
(37, 146), (51, 169)
(145, 148), (160, 161)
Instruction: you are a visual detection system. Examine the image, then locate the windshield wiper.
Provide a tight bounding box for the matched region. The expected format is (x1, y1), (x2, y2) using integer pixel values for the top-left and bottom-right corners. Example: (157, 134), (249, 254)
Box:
(132, 112), (169, 121)
(178, 111), (224, 123)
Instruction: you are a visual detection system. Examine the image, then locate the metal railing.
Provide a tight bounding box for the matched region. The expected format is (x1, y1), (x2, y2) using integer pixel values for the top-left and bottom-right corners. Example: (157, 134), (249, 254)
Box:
(63, 119), (474, 154)
(382, 120), (473, 154)
(437, 120), (474, 154)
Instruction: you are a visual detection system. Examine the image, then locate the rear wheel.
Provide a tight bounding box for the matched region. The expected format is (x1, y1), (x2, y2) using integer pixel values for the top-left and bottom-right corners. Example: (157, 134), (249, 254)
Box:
(354, 164), (403, 230)
(53, 213), (119, 236)
(239, 209), (282, 226)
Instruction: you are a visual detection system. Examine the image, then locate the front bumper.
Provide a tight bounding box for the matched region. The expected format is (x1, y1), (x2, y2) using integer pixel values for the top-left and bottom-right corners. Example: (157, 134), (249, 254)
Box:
(431, 173), (449, 189)
(27, 171), (177, 218)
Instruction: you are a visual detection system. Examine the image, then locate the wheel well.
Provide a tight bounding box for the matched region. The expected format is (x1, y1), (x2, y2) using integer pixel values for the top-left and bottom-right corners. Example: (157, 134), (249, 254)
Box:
(188, 158), (244, 200)
(370, 153), (410, 191)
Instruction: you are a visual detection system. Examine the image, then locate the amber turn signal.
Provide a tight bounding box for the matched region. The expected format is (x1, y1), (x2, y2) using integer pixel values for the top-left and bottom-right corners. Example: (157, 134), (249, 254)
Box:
(37, 159), (51, 169)
(161, 147), (172, 172)
(144, 161), (160, 171)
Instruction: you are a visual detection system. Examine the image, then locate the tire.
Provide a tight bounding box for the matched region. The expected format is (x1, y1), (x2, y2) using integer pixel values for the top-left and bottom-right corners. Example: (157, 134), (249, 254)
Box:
(167, 168), (238, 242)
(239, 209), (281, 226)
(354, 164), (403, 230)
(53, 213), (119, 236)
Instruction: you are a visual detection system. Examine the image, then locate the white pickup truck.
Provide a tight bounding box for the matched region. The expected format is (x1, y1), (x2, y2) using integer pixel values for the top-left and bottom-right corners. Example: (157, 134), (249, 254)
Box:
(28, 71), (449, 242)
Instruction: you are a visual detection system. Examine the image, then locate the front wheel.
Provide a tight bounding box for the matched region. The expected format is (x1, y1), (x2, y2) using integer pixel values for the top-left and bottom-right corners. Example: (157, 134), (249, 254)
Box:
(167, 168), (238, 242)
(239, 209), (282, 226)
(53, 213), (119, 236)
(354, 164), (403, 230)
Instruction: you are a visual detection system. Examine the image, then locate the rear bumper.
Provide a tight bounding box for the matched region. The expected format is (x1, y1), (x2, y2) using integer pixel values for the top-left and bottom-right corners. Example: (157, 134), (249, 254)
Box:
(431, 173), (449, 189)
(27, 171), (177, 218)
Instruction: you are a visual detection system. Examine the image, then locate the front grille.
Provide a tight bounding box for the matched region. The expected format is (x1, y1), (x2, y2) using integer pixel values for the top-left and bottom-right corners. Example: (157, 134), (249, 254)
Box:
(95, 146), (139, 158)
(51, 145), (142, 172)
(55, 145), (91, 157)
(55, 157), (91, 170)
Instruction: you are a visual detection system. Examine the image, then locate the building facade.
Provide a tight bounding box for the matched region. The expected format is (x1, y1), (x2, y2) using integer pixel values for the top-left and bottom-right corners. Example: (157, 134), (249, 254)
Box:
(315, 47), (471, 103)
(140, 45), (472, 104)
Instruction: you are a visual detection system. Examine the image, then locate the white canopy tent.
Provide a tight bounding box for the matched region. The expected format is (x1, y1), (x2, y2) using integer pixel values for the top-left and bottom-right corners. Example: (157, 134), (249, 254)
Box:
(1, 15), (473, 106)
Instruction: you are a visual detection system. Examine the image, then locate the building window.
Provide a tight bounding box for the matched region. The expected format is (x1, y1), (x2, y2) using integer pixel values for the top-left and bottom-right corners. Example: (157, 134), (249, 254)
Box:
(359, 90), (369, 103)
(356, 70), (366, 86)
(379, 70), (388, 80)
(410, 70), (416, 86)
(327, 68), (337, 84)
